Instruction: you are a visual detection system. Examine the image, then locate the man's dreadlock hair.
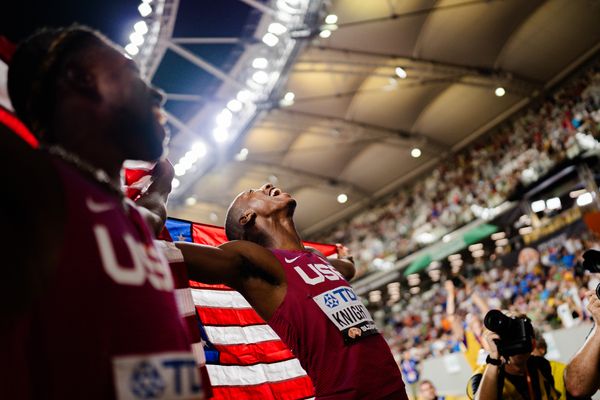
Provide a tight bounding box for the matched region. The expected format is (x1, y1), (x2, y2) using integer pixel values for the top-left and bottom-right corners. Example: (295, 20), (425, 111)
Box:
(7, 25), (104, 141)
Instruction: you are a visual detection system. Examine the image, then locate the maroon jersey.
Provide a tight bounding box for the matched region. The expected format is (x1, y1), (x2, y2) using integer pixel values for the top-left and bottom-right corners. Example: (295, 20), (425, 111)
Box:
(268, 249), (407, 400)
(2, 158), (202, 399)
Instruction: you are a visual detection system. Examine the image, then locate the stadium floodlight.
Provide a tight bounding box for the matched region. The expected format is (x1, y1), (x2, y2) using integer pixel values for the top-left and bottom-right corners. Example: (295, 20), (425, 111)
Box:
(236, 90), (253, 103)
(325, 14), (338, 24)
(171, 178), (180, 189)
(252, 57), (269, 69)
(268, 22), (287, 35)
(495, 238), (509, 247)
(191, 141), (207, 158)
(337, 193), (348, 204)
(395, 67), (408, 79)
(235, 148), (249, 161)
(280, 91), (295, 107)
(209, 212), (219, 222)
(138, 2), (152, 17)
(546, 197), (561, 210)
(216, 109), (233, 127)
(174, 164), (186, 177)
(531, 200), (546, 213)
(252, 70), (270, 85)
(185, 197), (197, 206)
(410, 147), (421, 158)
(319, 29), (332, 38)
(577, 192), (594, 206)
(262, 32), (279, 47)
(495, 87), (506, 97)
(213, 127), (229, 143)
(227, 99), (243, 112)
(125, 43), (139, 56)
(130, 32), (144, 46)
(468, 243), (483, 252)
(134, 21), (148, 34)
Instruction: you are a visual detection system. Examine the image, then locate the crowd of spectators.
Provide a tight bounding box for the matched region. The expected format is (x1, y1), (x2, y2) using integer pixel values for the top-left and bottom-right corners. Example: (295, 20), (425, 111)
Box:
(317, 60), (600, 278)
(384, 234), (600, 365)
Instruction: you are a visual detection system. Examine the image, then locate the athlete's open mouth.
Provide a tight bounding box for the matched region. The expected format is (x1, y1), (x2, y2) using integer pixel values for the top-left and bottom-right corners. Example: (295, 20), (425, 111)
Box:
(269, 187), (282, 197)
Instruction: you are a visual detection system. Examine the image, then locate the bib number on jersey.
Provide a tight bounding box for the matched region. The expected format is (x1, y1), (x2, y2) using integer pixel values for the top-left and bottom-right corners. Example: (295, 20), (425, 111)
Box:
(313, 287), (378, 344)
(112, 352), (203, 400)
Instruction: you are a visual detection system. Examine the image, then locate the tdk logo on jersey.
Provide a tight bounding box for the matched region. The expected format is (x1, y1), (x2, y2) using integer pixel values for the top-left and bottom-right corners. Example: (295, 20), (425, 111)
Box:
(113, 352), (202, 400)
(130, 361), (166, 398)
(322, 288), (357, 308)
(294, 263), (345, 285)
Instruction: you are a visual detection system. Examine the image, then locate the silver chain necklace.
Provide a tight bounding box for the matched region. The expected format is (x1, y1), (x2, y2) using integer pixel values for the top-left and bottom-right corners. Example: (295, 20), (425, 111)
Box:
(44, 145), (124, 199)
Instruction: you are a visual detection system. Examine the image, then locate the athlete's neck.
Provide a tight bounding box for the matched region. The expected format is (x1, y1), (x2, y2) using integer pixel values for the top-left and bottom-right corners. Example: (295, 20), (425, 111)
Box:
(259, 217), (304, 251)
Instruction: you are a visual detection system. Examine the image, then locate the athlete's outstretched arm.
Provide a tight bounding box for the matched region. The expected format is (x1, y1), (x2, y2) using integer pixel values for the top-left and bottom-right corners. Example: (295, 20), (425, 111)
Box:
(175, 240), (285, 288)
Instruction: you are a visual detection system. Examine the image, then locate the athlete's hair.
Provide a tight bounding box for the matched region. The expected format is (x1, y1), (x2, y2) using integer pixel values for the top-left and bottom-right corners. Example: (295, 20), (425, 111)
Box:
(224, 199), (245, 241)
(8, 25), (103, 140)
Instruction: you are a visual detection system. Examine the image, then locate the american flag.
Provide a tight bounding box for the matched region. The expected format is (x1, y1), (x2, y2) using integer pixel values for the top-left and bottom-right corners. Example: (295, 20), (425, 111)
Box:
(164, 217), (336, 400)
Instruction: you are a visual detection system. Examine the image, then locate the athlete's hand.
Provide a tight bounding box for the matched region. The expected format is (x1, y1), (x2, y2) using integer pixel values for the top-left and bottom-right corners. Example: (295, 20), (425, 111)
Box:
(482, 329), (501, 359)
(335, 243), (353, 262)
(586, 290), (600, 327)
(149, 159), (175, 194)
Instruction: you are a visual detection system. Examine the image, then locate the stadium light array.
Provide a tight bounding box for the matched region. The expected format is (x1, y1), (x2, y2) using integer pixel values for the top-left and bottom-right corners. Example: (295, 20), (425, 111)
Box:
(410, 147), (422, 158)
(129, 32), (144, 46)
(125, 44), (139, 56)
(395, 67), (408, 79)
(268, 22), (287, 35)
(134, 21), (148, 34)
(319, 29), (332, 38)
(185, 197), (197, 206)
(577, 192), (594, 206)
(227, 99), (243, 113)
(138, 2), (152, 17)
(531, 200), (546, 213)
(252, 57), (269, 69)
(337, 193), (348, 204)
(325, 14), (338, 24)
(495, 87), (506, 97)
(171, 178), (180, 189)
(546, 197), (561, 210)
(262, 32), (280, 47)
(213, 127), (229, 143)
(252, 70), (270, 85)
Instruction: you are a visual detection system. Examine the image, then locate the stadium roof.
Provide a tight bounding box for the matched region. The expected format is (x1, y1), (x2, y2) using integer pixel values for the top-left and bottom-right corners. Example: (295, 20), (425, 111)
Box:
(2, 0), (600, 235)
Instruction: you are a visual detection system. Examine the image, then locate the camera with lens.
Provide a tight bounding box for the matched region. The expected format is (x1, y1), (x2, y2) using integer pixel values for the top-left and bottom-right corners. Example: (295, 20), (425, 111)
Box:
(581, 250), (600, 299)
(483, 310), (534, 357)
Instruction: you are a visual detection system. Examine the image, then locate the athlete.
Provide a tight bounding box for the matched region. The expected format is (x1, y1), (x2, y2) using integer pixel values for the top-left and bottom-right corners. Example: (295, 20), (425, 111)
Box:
(177, 183), (408, 399)
(1, 26), (202, 399)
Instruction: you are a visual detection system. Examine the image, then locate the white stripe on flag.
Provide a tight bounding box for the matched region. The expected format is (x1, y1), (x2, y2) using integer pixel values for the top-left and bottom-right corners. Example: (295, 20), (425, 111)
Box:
(174, 288), (196, 317)
(192, 341), (206, 367)
(206, 358), (306, 386)
(203, 324), (280, 345)
(191, 288), (251, 309)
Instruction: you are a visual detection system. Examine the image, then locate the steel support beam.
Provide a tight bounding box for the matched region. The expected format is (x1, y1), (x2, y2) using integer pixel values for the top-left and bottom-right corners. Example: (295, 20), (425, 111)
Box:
(167, 41), (246, 90)
(238, 0), (278, 16)
(172, 37), (242, 45)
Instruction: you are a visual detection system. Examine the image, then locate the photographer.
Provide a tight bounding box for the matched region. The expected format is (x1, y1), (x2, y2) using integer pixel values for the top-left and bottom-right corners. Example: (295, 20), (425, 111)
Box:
(468, 311), (570, 400)
(564, 290), (600, 397)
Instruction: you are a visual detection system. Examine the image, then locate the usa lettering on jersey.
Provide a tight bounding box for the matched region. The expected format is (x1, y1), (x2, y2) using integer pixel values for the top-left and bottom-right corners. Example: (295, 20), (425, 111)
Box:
(94, 224), (174, 290)
(113, 352), (203, 400)
(313, 287), (379, 344)
(293, 263), (345, 285)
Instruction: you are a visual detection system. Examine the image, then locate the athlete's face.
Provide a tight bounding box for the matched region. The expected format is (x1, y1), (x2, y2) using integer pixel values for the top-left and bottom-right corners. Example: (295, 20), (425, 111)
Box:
(235, 183), (296, 219)
(83, 39), (168, 161)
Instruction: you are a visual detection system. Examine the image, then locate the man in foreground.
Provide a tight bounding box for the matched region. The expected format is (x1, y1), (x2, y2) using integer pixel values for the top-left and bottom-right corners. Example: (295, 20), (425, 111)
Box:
(176, 183), (407, 399)
(1, 26), (201, 399)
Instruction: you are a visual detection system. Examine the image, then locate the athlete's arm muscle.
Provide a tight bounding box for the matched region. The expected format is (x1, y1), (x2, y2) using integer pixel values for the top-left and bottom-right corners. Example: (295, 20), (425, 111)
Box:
(175, 240), (285, 288)
(133, 160), (174, 236)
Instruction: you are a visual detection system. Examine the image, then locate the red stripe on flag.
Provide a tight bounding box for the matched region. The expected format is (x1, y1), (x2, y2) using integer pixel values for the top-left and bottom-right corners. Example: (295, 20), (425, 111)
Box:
(0, 107), (38, 148)
(189, 281), (233, 291)
(196, 306), (265, 327)
(211, 376), (314, 400)
(214, 341), (295, 366)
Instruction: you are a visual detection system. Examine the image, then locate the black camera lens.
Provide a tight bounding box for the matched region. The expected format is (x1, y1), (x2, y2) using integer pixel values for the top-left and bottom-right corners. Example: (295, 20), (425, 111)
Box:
(484, 309), (511, 334)
(583, 250), (600, 273)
